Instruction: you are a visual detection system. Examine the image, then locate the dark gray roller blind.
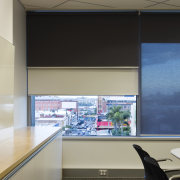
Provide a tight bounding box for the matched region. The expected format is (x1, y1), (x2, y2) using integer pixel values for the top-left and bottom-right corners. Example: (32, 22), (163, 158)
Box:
(141, 13), (180, 135)
(141, 43), (180, 135)
(141, 13), (180, 43)
(27, 12), (139, 67)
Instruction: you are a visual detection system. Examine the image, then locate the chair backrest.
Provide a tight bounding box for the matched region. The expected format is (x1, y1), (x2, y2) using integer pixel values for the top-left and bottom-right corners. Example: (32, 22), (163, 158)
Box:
(133, 144), (150, 162)
(144, 156), (168, 180)
(133, 144), (159, 179)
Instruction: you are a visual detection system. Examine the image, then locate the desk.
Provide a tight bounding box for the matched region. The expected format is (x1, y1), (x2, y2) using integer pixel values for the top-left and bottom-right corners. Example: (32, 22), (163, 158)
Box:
(171, 148), (180, 159)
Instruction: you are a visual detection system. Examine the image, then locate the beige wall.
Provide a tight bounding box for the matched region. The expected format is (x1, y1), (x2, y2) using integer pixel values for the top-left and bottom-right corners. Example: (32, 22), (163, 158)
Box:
(63, 140), (180, 169)
(0, 36), (14, 128)
(0, 0), (14, 129)
(0, 0), (27, 128)
(0, 0), (13, 43)
(13, 0), (27, 128)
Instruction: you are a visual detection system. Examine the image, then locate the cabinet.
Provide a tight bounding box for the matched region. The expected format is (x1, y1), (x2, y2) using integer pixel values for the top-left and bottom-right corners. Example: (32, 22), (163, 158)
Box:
(0, 127), (62, 180)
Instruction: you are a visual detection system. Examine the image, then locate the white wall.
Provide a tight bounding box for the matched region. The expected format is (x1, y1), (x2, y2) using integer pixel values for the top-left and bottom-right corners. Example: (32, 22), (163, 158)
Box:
(63, 140), (180, 169)
(0, 36), (14, 128)
(0, 0), (14, 128)
(0, 0), (13, 43)
(13, 0), (27, 128)
(0, 0), (27, 128)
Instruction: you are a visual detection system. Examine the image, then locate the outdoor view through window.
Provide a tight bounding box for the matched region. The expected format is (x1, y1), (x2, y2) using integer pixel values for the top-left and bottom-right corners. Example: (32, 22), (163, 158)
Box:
(34, 96), (136, 136)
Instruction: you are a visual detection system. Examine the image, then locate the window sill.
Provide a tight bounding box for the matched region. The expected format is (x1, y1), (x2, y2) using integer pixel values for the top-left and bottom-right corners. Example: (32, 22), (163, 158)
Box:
(62, 136), (180, 141)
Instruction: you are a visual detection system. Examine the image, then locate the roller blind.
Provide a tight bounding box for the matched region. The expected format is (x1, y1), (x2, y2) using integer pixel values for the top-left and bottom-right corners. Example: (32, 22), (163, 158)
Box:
(141, 13), (180, 134)
(28, 68), (138, 95)
(141, 13), (180, 43)
(27, 12), (139, 67)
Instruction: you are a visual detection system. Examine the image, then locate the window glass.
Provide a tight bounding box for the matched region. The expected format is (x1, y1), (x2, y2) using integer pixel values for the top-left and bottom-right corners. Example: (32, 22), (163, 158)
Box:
(34, 95), (136, 136)
(141, 43), (180, 134)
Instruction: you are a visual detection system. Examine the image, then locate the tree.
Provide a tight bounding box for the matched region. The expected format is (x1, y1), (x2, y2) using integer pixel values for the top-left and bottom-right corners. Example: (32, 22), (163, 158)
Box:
(106, 106), (131, 136)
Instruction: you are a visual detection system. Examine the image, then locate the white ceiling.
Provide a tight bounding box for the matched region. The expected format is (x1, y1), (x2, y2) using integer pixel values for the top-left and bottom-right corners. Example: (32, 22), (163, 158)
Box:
(19, 0), (180, 10)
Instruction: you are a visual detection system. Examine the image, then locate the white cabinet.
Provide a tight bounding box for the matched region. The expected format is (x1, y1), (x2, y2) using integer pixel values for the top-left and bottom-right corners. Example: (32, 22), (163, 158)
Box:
(7, 133), (62, 180)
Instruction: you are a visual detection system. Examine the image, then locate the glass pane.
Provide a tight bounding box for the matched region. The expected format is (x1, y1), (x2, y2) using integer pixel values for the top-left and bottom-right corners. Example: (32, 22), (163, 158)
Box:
(34, 95), (136, 137)
(141, 43), (180, 134)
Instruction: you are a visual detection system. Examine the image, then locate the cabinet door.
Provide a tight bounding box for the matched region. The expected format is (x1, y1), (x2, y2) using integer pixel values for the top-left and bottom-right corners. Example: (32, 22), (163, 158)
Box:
(9, 133), (62, 180)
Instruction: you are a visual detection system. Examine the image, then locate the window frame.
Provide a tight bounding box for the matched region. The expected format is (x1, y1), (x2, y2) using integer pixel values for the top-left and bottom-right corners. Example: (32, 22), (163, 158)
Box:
(28, 95), (139, 138)
(28, 95), (180, 140)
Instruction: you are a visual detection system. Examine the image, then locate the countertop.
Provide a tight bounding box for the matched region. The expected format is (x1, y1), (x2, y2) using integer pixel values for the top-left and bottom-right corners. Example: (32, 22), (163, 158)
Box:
(0, 126), (61, 179)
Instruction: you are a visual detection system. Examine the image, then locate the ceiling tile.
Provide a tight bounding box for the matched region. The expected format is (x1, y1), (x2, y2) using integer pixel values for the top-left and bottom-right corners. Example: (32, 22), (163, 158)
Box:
(20, 0), (66, 8)
(69, 0), (153, 9)
(24, 5), (41, 10)
(20, 0), (180, 10)
(145, 3), (180, 8)
(53, 0), (111, 9)
(145, 0), (171, 2)
(168, 0), (180, 6)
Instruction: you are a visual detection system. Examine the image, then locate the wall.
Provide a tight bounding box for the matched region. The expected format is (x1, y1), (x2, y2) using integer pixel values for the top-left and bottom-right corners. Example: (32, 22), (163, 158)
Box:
(0, 0), (13, 43)
(63, 140), (180, 170)
(0, 36), (14, 128)
(13, 0), (27, 128)
(0, 0), (14, 128)
(0, 0), (27, 128)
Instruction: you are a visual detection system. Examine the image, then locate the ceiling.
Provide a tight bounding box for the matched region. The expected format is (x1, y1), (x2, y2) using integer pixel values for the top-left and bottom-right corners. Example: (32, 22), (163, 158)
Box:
(19, 0), (180, 10)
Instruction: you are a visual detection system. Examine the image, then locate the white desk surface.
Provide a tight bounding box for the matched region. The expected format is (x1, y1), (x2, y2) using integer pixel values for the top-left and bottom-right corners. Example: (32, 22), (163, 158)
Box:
(171, 148), (180, 159)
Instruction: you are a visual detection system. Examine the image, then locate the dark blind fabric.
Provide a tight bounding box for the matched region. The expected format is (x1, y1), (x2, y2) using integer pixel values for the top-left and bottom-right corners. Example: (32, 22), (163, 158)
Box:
(141, 13), (180, 135)
(141, 43), (180, 134)
(141, 13), (180, 43)
(27, 12), (139, 67)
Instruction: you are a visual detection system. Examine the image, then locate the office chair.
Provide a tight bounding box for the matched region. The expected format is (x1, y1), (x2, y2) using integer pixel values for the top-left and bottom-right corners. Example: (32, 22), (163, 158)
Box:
(133, 144), (172, 163)
(144, 156), (180, 180)
(133, 144), (172, 179)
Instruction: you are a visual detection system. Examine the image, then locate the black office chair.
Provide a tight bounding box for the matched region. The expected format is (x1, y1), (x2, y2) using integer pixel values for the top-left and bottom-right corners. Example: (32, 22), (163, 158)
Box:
(144, 156), (180, 180)
(133, 144), (172, 163)
(133, 144), (172, 179)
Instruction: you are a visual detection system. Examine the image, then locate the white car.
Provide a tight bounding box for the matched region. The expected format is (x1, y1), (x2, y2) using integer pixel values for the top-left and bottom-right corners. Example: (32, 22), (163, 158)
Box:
(90, 130), (97, 136)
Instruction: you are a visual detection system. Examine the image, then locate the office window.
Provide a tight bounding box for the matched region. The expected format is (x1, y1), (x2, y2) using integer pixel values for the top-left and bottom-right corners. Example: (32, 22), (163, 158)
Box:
(33, 95), (137, 137)
(141, 43), (180, 134)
